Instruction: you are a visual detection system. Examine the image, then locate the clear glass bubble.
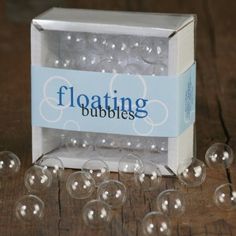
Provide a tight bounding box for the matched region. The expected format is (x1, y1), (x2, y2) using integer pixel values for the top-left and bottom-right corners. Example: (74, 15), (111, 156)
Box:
(75, 52), (101, 71)
(0, 151), (21, 177)
(120, 136), (145, 152)
(38, 155), (64, 179)
(96, 59), (122, 73)
(82, 199), (112, 228)
(87, 34), (108, 51)
(177, 158), (206, 187)
(65, 134), (91, 155)
(140, 38), (166, 64)
(205, 143), (234, 169)
(106, 36), (129, 54)
(118, 153), (143, 182)
(24, 165), (52, 193)
(66, 171), (95, 199)
(95, 134), (121, 158)
(15, 195), (44, 222)
(82, 159), (110, 187)
(74, 33), (87, 50)
(156, 189), (186, 217)
(134, 160), (162, 191)
(214, 183), (236, 211)
(142, 211), (172, 236)
(97, 180), (127, 209)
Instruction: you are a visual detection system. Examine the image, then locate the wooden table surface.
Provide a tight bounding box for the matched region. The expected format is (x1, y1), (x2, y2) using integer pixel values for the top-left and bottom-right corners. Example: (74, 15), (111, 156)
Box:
(0, 0), (236, 235)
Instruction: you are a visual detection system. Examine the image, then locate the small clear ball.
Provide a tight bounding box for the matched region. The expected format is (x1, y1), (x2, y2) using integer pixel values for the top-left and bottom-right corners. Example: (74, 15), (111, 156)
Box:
(134, 160), (162, 191)
(95, 134), (120, 158)
(38, 155), (64, 179)
(214, 183), (236, 211)
(140, 38), (166, 64)
(142, 211), (171, 236)
(177, 158), (206, 187)
(82, 199), (112, 228)
(15, 195), (44, 222)
(74, 33), (87, 50)
(97, 180), (126, 209)
(96, 59), (122, 74)
(82, 159), (110, 187)
(156, 189), (186, 217)
(0, 151), (21, 177)
(66, 171), (95, 199)
(65, 134), (91, 155)
(118, 153), (143, 182)
(205, 143), (234, 169)
(24, 165), (52, 193)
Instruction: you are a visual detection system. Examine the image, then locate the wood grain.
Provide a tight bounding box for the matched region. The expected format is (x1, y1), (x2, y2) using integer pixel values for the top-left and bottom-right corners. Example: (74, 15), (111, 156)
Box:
(0, 0), (236, 235)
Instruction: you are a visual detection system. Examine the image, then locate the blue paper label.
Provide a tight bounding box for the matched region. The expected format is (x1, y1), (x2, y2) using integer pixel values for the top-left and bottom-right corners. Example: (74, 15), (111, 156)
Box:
(31, 64), (196, 137)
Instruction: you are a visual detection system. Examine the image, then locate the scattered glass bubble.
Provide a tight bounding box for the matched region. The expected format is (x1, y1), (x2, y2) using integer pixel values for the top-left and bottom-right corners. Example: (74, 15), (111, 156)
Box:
(205, 143), (234, 169)
(82, 159), (110, 187)
(134, 160), (162, 191)
(118, 153), (143, 182)
(142, 211), (172, 236)
(0, 151), (21, 177)
(24, 165), (52, 193)
(156, 189), (186, 217)
(66, 171), (95, 199)
(97, 180), (127, 209)
(125, 63), (144, 75)
(38, 155), (64, 179)
(177, 158), (206, 187)
(15, 195), (44, 223)
(214, 183), (236, 211)
(82, 199), (112, 228)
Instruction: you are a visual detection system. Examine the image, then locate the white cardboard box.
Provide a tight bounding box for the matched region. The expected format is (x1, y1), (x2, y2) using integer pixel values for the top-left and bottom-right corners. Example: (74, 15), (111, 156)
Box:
(31, 8), (196, 175)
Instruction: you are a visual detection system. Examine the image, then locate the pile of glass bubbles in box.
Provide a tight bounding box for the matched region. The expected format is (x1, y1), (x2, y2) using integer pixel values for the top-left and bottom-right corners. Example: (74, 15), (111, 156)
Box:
(45, 31), (169, 76)
(1, 141), (235, 235)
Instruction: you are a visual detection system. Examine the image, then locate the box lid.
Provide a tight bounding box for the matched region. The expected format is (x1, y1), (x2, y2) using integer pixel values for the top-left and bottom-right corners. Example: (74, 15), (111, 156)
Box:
(32, 8), (194, 37)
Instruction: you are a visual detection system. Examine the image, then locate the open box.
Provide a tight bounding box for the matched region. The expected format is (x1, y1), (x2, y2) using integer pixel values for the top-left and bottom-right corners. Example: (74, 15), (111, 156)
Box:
(31, 8), (196, 175)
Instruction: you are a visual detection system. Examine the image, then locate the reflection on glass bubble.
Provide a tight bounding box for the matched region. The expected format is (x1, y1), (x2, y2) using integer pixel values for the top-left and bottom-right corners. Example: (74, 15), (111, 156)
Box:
(0, 151), (21, 177)
(24, 165), (52, 193)
(82, 199), (112, 228)
(82, 159), (110, 187)
(118, 153), (143, 182)
(142, 211), (171, 236)
(156, 189), (186, 217)
(205, 143), (234, 169)
(97, 180), (126, 209)
(66, 171), (95, 199)
(38, 155), (64, 179)
(15, 195), (44, 222)
(177, 158), (206, 187)
(214, 183), (236, 211)
(134, 160), (162, 191)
